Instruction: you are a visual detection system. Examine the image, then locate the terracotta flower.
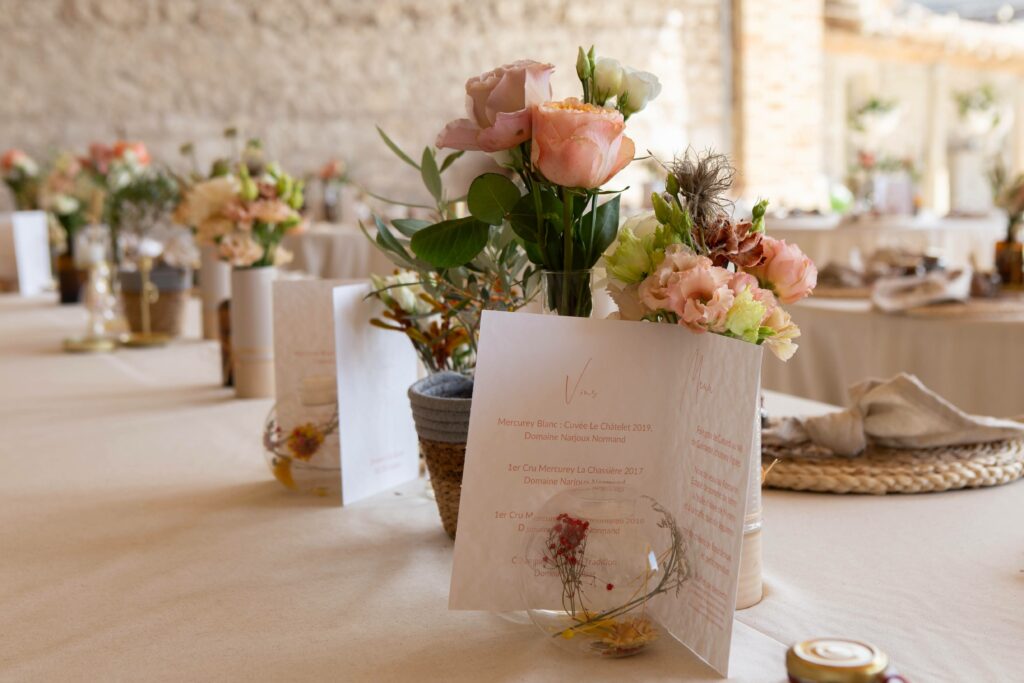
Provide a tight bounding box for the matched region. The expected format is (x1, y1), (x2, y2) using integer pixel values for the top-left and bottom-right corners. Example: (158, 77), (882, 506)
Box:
(704, 215), (765, 269)
(530, 98), (635, 189)
(436, 60), (554, 153)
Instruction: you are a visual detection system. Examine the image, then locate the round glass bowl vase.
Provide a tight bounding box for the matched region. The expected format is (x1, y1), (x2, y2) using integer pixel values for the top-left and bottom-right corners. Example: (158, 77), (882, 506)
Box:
(263, 406), (341, 497)
(518, 487), (691, 658)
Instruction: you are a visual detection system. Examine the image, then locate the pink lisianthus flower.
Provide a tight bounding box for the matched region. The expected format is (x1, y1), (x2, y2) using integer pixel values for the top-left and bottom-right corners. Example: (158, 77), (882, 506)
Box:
(436, 60), (554, 153)
(744, 236), (817, 304)
(530, 98), (635, 189)
(762, 304), (801, 361)
(638, 244), (734, 333)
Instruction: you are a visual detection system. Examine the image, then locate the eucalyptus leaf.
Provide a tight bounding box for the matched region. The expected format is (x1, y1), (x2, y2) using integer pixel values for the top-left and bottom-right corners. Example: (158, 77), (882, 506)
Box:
(377, 127), (419, 170)
(392, 218), (432, 238)
(467, 173), (521, 225)
(373, 216), (412, 262)
(410, 217), (489, 268)
(420, 148), (443, 202)
(440, 150), (465, 173)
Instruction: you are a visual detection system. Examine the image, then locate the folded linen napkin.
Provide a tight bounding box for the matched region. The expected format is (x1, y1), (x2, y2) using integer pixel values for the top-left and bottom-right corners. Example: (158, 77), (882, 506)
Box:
(871, 268), (972, 313)
(763, 373), (1024, 456)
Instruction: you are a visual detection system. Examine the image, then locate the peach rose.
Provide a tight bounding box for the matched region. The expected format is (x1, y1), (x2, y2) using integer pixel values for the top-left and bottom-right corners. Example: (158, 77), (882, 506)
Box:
(436, 60), (554, 153)
(530, 98), (635, 188)
(113, 140), (151, 166)
(745, 237), (817, 304)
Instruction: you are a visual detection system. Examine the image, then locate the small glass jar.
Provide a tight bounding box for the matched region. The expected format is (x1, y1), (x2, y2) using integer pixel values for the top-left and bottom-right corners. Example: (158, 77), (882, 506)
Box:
(787, 639), (909, 683)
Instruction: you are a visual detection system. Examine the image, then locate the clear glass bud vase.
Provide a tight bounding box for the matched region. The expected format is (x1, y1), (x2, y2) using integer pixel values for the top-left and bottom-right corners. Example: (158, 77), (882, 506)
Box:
(541, 269), (594, 318)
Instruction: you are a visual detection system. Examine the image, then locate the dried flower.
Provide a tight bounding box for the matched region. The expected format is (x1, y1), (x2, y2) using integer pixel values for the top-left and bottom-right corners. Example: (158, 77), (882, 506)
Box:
(666, 149), (735, 231)
(703, 215), (765, 268)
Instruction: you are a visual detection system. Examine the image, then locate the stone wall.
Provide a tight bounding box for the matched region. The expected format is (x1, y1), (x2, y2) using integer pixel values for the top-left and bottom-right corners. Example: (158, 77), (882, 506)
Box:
(0, 0), (730, 208)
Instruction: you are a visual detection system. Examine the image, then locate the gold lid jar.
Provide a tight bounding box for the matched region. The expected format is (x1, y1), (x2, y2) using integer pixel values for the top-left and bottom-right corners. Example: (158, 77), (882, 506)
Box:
(786, 638), (905, 683)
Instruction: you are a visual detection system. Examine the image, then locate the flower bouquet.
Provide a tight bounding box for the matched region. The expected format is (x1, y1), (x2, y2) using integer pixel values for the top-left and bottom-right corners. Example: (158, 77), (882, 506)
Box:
(363, 129), (537, 537)
(177, 147), (305, 397)
(989, 161), (1024, 287)
(1, 149), (41, 211)
(318, 158), (348, 222)
(603, 150), (817, 361)
(406, 47), (660, 317)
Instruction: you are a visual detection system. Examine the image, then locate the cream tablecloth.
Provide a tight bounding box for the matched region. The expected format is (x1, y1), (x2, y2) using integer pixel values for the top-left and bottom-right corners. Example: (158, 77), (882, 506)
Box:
(2, 296), (1022, 681)
(281, 223), (395, 280)
(769, 214), (1004, 269)
(762, 297), (1024, 417)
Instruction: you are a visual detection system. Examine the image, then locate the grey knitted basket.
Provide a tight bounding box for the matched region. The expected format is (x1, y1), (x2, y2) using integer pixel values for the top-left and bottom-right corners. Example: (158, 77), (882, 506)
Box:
(408, 372), (473, 538)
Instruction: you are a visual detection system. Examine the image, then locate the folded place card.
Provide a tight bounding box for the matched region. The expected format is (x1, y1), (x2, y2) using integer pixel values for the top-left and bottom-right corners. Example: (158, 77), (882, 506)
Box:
(332, 282), (420, 504)
(449, 311), (762, 676)
(0, 211), (51, 295)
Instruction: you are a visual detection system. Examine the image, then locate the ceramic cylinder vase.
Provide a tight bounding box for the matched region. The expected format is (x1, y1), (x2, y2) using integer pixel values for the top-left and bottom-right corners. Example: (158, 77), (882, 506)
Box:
(200, 244), (232, 340)
(736, 407), (764, 610)
(230, 266), (276, 399)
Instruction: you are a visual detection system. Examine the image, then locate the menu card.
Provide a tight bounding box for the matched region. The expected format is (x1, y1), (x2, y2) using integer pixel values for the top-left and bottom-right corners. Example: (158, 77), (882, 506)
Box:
(449, 311), (762, 676)
(273, 280), (348, 500)
(332, 282), (420, 504)
(0, 211), (51, 295)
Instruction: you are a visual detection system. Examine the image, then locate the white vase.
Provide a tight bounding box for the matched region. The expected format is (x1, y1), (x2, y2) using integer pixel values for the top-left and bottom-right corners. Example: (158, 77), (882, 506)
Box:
(199, 244), (231, 341)
(230, 266), (276, 399)
(736, 407), (764, 609)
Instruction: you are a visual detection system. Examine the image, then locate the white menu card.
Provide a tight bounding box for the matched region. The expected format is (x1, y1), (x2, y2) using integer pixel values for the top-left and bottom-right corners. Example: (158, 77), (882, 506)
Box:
(0, 211), (51, 295)
(332, 282), (420, 505)
(449, 311), (762, 676)
(273, 280), (347, 500)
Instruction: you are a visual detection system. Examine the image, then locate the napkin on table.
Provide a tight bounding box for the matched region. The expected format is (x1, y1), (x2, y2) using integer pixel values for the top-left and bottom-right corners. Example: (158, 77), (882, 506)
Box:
(763, 373), (1024, 456)
(871, 268), (972, 313)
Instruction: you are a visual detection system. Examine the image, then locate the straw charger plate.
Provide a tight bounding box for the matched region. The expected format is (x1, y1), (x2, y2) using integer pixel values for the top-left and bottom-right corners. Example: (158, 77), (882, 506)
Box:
(761, 439), (1024, 494)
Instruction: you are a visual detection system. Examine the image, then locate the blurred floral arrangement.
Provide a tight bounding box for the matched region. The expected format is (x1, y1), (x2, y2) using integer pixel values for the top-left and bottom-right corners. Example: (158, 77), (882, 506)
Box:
(955, 84), (1007, 139)
(407, 46), (661, 317)
(1, 149), (41, 210)
(602, 150), (817, 361)
(176, 139), (305, 268)
(318, 159), (348, 184)
(82, 141), (152, 193)
(263, 408), (339, 491)
(989, 160), (1024, 242)
(364, 130), (537, 374)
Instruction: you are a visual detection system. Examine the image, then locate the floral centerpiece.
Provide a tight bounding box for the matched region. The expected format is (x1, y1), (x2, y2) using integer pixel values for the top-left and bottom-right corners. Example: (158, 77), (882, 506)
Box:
(602, 150), (817, 361)
(405, 47), (660, 317)
(318, 158), (348, 222)
(177, 149), (305, 397)
(1, 149), (41, 210)
(989, 161), (1024, 286)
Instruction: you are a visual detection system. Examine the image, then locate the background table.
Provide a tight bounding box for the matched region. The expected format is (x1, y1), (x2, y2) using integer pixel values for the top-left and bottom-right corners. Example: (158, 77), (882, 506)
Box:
(761, 297), (1024, 417)
(2, 296), (1022, 681)
(281, 223), (395, 280)
(769, 214), (1004, 269)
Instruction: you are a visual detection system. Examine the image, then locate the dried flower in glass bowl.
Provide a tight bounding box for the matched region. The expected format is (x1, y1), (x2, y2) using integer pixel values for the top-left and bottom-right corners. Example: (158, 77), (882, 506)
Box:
(262, 406), (340, 497)
(518, 487), (690, 658)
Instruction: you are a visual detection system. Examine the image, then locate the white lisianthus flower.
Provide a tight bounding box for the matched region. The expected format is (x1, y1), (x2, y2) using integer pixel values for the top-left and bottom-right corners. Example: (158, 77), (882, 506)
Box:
(619, 68), (662, 116)
(217, 232), (264, 267)
(53, 194), (80, 216)
(593, 57), (624, 103)
(601, 211), (664, 285)
(186, 176), (240, 227)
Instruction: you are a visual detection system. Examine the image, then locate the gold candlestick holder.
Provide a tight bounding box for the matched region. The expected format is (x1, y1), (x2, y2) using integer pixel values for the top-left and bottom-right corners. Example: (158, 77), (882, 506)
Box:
(120, 256), (170, 348)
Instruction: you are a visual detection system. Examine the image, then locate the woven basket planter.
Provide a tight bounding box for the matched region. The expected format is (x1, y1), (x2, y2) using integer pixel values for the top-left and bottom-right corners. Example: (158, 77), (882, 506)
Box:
(408, 372), (473, 539)
(119, 266), (191, 337)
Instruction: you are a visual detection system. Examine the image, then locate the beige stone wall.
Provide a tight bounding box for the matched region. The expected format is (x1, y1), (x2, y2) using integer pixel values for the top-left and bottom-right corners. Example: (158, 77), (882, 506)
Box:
(0, 0), (730, 207)
(733, 0), (826, 209)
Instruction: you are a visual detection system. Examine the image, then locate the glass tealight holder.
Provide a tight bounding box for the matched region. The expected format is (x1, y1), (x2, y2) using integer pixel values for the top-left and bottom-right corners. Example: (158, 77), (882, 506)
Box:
(518, 487), (691, 658)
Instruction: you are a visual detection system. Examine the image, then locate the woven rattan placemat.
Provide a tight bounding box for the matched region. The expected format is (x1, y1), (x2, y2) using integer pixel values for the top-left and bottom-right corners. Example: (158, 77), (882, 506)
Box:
(762, 438), (1024, 494)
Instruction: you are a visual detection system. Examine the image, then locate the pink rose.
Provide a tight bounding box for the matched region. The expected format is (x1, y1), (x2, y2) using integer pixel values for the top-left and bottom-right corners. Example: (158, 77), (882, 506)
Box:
(745, 237), (817, 304)
(1, 149), (27, 172)
(530, 98), (635, 188)
(436, 60), (554, 153)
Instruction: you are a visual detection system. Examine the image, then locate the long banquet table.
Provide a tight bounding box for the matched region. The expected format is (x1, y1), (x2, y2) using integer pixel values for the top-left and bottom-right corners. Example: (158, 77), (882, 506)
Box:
(2, 295), (1022, 681)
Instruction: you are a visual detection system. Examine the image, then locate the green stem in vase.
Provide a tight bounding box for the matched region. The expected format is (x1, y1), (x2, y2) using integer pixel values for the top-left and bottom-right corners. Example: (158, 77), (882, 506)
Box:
(562, 189), (573, 316)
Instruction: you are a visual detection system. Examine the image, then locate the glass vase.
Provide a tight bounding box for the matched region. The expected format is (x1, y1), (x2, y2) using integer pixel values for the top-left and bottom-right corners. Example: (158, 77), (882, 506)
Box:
(541, 269), (593, 317)
(519, 487), (691, 658)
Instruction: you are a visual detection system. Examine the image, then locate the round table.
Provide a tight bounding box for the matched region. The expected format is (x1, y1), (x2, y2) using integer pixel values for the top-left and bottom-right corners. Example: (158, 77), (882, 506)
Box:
(769, 214), (1005, 270)
(761, 296), (1024, 417)
(2, 296), (1022, 681)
